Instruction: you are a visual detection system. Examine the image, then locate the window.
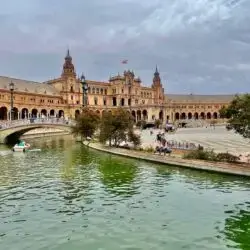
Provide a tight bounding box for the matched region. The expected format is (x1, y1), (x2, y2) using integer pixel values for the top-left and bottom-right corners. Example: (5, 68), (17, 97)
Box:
(101, 88), (103, 95)
(128, 87), (131, 94)
(70, 86), (73, 92)
(103, 97), (106, 106)
(94, 97), (98, 105)
(128, 98), (131, 106)
(96, 88), (99, 94)
(135, 99), (138, 104)
(92, 88), (95, 94)
(71, 95), (73, 100)
(104, 89), (107, 95)
(113, 97), (117, 106)
(112, 88), (116, 94)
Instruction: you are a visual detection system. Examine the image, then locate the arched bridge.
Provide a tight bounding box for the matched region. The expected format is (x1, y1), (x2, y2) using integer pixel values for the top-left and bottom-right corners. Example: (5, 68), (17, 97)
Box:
(0, 118), (74, 144)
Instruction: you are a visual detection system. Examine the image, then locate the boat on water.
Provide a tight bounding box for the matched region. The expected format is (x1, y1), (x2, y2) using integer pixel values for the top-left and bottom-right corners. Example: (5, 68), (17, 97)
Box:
(13, 140), (30, 152)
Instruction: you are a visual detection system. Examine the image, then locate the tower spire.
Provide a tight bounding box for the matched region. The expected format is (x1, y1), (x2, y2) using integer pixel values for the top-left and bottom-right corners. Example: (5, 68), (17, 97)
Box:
(62, 48), (76, 78)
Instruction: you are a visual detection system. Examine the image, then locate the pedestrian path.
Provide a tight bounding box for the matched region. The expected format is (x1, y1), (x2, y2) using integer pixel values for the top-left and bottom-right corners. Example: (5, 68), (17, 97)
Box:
(140, 127), (250, 155)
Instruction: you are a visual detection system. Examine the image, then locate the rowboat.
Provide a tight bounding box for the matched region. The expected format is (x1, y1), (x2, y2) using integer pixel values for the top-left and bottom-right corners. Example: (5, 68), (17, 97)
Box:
(13, 140), (31, 152)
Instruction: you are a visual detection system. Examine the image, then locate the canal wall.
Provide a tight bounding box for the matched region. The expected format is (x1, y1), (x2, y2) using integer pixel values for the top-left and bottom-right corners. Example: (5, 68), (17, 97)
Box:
(87, 142), (250, 177)
(21, 128), (70, 140)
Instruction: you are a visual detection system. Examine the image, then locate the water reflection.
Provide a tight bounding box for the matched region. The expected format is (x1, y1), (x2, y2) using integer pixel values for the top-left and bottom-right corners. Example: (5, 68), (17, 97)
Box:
(0, 136), (250, 250)
(223, 202), (250, 250)
(98, 155), (139, 197)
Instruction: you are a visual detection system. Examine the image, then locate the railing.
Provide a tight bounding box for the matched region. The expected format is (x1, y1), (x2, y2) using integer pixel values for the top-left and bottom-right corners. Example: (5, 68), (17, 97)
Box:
(0, 118), (75, 130)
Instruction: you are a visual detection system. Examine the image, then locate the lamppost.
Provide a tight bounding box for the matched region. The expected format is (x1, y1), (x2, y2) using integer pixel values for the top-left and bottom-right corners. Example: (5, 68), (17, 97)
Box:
(80, 74), (88, 108)
(9, 81), (14, 121)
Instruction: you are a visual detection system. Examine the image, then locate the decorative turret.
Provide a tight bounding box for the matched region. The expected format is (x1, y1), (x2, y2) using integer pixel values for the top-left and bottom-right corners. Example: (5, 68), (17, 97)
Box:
(151, 66), (164, 104)
(152, 65), (161, 86)
(61, 49), (76, 78)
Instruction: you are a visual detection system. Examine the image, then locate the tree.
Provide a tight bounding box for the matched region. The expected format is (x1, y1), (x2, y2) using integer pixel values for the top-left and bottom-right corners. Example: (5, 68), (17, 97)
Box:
(128, 129), (141, 148)
(71, 108), (100, 141)
(219, 94), (250, 138)
(99, 108), (140, 147)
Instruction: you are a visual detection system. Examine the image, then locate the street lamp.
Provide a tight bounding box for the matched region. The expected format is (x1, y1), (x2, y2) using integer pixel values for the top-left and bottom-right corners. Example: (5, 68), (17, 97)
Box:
(80, 74), (88, 108)
(9, 81), (14, 121)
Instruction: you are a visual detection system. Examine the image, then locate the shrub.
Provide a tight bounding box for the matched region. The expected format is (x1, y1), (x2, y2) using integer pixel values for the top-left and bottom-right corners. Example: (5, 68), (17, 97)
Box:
(128, 130), (141, 148)
(216, 152), (240, 163)
(183, 149), (217, 161)
(144, 146), (155, 153)
(184, 149), (240, 163)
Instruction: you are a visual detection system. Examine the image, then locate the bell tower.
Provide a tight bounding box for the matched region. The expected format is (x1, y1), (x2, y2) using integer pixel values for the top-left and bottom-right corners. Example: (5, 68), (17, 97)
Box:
(152, 66), (164, 104)
(61, 49), (76, 78)
(61, 49), (80, 107)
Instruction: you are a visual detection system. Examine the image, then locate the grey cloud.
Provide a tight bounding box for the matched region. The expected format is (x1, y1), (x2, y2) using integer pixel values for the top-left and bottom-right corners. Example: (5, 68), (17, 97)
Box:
(0, 0), (250, 94)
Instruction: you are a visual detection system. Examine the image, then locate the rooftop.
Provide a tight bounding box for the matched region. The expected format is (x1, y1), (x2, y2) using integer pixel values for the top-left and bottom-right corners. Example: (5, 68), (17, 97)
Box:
(0, 76), (60, 96)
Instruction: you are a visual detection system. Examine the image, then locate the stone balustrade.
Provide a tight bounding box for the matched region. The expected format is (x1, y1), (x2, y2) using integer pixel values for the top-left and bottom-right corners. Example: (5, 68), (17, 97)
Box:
(0, 118), (75, 130)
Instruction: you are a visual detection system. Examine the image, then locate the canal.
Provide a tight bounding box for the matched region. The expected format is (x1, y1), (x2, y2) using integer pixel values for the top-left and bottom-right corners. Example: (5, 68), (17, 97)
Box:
(0, 136), (249, 250)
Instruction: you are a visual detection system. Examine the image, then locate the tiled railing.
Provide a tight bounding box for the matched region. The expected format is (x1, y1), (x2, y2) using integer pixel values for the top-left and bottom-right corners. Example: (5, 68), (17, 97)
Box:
(0, 118), (75, 130)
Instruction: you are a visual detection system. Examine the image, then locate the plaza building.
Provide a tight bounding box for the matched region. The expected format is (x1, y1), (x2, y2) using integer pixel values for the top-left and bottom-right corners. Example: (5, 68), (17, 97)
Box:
(0, 50), (234, 123)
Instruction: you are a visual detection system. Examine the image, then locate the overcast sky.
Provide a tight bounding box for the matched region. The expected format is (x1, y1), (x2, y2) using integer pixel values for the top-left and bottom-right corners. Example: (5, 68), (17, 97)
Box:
(0, 0), (249, 94)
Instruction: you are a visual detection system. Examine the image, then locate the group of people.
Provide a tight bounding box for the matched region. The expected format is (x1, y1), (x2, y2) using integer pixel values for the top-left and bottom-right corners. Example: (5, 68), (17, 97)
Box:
(154, 132), (172, 155)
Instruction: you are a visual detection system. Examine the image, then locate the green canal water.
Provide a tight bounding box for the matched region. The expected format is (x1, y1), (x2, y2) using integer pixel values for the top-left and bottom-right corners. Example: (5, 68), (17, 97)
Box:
(0, 136), (249, 250)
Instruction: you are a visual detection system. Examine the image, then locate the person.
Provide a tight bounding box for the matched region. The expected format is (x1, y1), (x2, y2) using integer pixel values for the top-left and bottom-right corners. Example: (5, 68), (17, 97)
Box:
(156, 132), (161, 143)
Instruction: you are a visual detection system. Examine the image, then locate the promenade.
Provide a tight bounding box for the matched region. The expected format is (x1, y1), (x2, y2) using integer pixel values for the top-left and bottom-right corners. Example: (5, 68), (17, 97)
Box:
(139, 126), (250, 156)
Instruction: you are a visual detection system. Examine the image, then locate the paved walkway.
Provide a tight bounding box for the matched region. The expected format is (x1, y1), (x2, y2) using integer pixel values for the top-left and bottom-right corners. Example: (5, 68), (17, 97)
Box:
(87, 142), (250, 177)
(139, 126), (250, 155)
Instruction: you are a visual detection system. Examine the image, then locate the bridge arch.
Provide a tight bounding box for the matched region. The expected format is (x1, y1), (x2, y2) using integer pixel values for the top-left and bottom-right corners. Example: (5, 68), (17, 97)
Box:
(0, 121), (72, 145)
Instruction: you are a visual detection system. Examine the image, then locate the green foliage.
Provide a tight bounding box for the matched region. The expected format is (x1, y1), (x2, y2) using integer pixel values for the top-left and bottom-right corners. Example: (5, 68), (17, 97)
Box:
(184, 149), (240, 163)
(184, 149), (217, 161)
(154, 119), (162, 128)
(219, 94), (250, 138)
(128, 130), (141, 148)
(99, 108), (140, 147)
(216, 152), (240, 163)
(71, 108), (100, 140)
(144, 146), (155, 152)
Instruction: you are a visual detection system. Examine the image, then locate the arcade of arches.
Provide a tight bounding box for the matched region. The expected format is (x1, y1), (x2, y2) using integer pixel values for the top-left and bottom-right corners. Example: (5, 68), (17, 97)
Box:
(0, 107), (65, 120)
(0, 106), (222, 122)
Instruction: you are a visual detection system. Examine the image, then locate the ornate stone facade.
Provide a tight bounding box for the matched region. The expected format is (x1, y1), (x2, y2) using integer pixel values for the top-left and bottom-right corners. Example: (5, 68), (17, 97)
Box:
(0, 50), (234, 123)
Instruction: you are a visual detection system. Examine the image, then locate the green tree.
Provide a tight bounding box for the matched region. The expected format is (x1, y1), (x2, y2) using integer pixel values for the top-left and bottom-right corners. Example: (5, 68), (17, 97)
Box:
(71, 108), (100, 141)
(128, 129), (141, 148)
(219, 94), (250, 138)
(99, 108), (139, 147)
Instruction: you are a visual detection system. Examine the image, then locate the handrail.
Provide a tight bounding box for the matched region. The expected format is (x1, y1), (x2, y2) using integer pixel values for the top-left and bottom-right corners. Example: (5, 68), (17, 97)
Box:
(0, 118), (75, 130)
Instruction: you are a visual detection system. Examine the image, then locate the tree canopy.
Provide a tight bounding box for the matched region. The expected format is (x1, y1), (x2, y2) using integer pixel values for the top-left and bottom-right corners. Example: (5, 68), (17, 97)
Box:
(99, 108), (140, 147)
(71, 108), (100, 140)
(219, 94), (250, 138)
